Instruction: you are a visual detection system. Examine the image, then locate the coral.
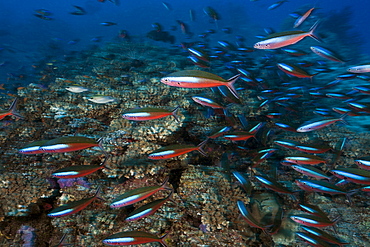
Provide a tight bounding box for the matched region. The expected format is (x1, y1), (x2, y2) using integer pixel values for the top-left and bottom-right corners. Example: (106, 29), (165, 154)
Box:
(16, 225), (36, 247)
(1, 31), (370, 247)
(0, 172), (52, 217)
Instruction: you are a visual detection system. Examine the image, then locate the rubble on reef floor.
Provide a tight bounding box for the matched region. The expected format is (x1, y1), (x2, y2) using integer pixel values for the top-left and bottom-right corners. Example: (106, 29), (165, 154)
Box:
(0, 40), (369, 247)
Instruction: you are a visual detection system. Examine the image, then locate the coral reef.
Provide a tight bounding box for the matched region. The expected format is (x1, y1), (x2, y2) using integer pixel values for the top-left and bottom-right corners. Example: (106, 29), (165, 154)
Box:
(0, 29), (370, 247)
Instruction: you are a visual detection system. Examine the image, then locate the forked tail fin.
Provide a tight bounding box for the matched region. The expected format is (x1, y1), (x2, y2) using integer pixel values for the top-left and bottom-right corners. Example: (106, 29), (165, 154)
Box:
(226, 74), (241, 99)
(8, 98), (24, 119)
(308, 20), (322, 43)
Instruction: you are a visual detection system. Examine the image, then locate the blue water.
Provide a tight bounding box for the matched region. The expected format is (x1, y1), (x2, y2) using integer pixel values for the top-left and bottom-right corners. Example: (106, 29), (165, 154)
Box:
(0, 0), (369, 85)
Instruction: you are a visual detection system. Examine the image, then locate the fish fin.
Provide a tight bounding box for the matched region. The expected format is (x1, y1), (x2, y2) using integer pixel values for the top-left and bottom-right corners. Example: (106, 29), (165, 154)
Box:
(8, 98), (24, 119)
(161, 177), (173, 191)
(100, 156), (111, 170)
(171, 106), (180, 122)
(197, 139), (208, 156)
(249, 122), (264, 135)
(226, 74), (241, 99)
(167, 189), (177, 204)
(339, 113), (350, 125)
(346, 189), (359, 204)
(331, 216), (341, 234)
(289, 193), (297, 201)
(308, 20), (322, 42)
(56, 233), (70, 246)
(94, 186), (105, 201)
(98, 137), (110, 157)
(159, 232), (170, 247)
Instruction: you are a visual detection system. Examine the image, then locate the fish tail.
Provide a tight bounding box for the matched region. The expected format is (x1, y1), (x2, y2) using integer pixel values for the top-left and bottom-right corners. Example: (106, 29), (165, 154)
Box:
(167, 189), (177, 204)
(8, 98), (24, 119)
(56, 233), (68, 246)
(197, 139), (208, 156)
(171, 106), (180, 122)
(161, 177), (173, 191)
(331, 216), (341, 234)
(94, 186), (105, 201)
(98, 137), (110, 157)
(100, 156), (111, 170)
(346, 189), (359, 204)
(159, 232), (170, 247)
(339, 113), (349, 125)
(308, 20), (322, 42)
(226, 74), (241, 99)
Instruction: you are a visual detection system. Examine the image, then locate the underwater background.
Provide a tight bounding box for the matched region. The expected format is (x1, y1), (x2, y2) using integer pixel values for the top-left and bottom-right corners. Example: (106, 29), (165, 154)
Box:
(1, 0), (370, 246)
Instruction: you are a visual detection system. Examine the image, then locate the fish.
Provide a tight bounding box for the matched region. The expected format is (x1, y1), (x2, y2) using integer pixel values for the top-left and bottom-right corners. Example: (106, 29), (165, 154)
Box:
(203, 6), (220, 21)
(48, 187), (102, 217)
(347, 64), (370, 73)
(207, 126), (232, 139)
(187, 48), (209, 62)
(232, 171), (252, 195)
(335, 73), (357, 80)
(70, 5), (86, 15)
(34, 14), (53, 20)
(125, 190), (173, 221)
(254, 21), (320, 49)
(160, 70), (240, 99)
(65, 86), (89, 93)
(330, 168), (370, 185)
(284, 154), (326, 165)
(52, 158), (108, 179)
(295, 179), (357, 199)
(0, 98), (23, 120)
(281, 48), (308, 56)
(148, 140), (207, 160)
(100, 22), (117, 26)
(353, 85), (370, 95)
(86, 95), (117, 104)
(296, 232), (337, 247)
(268, 0), (288, 11)
(40, 136), (105, 154)
(292, 165), (331, 180)
(310, 46), (345, 63)
(294, 8), (316, 28)
(290, 214), (339, 227)
(355, 157), (370, 170)
(53, 233), (70, 247)
(254, 175), (295, 196)
(122, 106), (179, 122)
(108, 0), (120, 6)
(67, 39), (80, 45)
(192, 96), (225, 109)
(102, 231), (169, 247)
(35, 9), (53, 16)
(347, 102), (370, 113)
(298, 203), (330, 219)
(223, 131), (255, 141)
(189, 9), (195, 22)
(277, 62), (317, 78)
(237, 200), (271, 234)
(274, 139), (299, 150)
(162, 2), (172, 11)
(203, 6), (220, 29)
(110, 177), (171, 208)
(19, 140), (49, 155)
(301, 226), (350, 246)
(295, 143), (331, 154)
(296, 115), (347, 132)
